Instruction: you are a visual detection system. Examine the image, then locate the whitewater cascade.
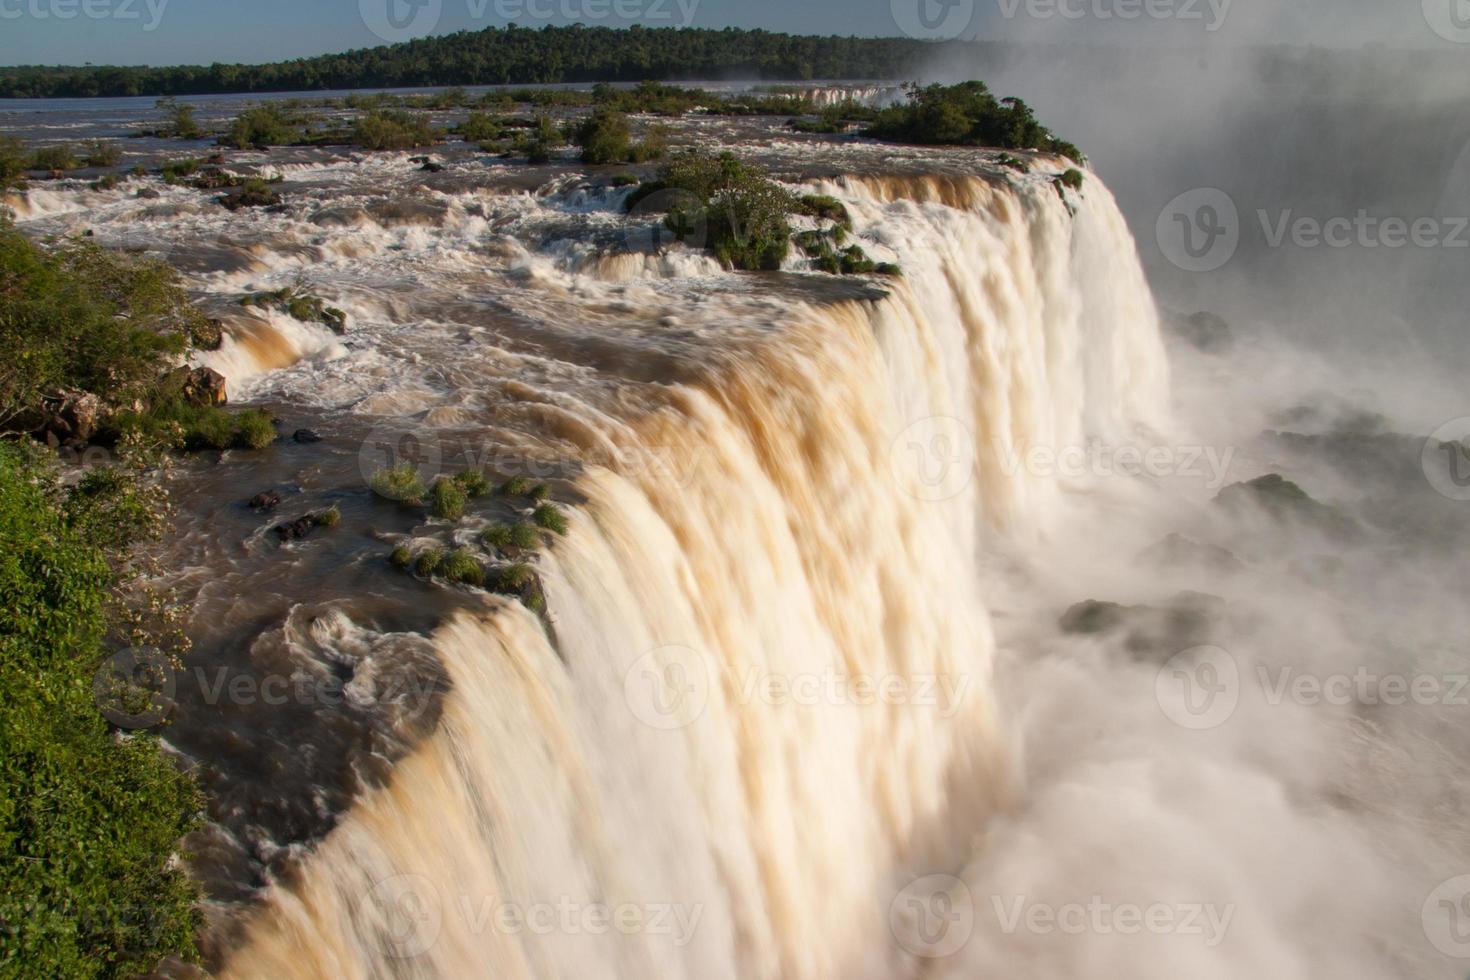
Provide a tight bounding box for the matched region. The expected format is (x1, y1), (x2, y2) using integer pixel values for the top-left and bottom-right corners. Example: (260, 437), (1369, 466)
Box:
(221, 171), (1169, 979)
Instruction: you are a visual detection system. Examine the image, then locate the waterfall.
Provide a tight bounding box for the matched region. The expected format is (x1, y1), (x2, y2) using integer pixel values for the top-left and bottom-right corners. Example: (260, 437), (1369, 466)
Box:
(221, 170), (1169, 979)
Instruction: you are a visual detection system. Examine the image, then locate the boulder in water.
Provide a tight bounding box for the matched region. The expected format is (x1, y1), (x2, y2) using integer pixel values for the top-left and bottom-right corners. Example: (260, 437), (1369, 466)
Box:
(1060, 591), (1229, 660)
(1167, 310), (1233, 353)
(170, 366), (228, 407)
(292, 428), (323, 444)
(248, 490), (282, 511)
(35, 388), (103, 445)
(1215, 473), (1360, 540)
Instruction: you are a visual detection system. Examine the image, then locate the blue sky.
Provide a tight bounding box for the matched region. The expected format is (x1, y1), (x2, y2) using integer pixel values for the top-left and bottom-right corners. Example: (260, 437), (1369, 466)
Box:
(0, 0), (1454, 67)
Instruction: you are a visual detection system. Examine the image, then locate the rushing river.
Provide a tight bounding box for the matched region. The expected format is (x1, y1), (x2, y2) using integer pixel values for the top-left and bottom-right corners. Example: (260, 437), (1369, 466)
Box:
(6, 85), (1470, 979)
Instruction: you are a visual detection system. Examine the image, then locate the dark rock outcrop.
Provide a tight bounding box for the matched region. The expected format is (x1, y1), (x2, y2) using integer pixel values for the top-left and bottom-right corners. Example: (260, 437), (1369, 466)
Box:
(1060, 591), (1229, 660)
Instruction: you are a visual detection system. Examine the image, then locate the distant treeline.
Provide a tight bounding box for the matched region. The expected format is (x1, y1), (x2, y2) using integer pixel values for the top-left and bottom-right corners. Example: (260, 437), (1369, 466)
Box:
(0, 25), (975, 98)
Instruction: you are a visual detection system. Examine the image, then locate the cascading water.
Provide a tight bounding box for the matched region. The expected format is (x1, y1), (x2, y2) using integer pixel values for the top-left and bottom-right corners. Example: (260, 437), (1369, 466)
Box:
(214, 170), (1171, 978)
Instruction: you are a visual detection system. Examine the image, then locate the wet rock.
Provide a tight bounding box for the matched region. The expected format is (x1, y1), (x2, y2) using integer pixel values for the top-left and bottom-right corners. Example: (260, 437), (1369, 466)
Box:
(248, 490), (282, 511)
(169, 366), (228, 407)
(1215, 473), (1361, 540)
(292, 428), (323, 444)
(418, 160), (445, 173)
(135, 187), (161, 200)
(1060, 591), (1228, 660)
(1138, 533), (1245, 574)
(320, 307), (347, 334)
(1167, 310), (1232, 353)
(190, 317), (224, 351)
(36, 388), (103, 444)
(273, 516), (316, 542)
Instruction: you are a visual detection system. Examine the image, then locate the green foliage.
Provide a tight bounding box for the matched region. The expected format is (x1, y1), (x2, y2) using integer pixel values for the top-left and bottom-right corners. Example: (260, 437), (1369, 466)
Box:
(629, 123), (669, 163)
(441, 548), (485, 586)
(221, 104), (311, 149)
(864, 82), (1082, 162)
(351, 110), (437, 151)
(1058, 167), (1085, 191)
(233, 408), (276, 449)
(109, 402), (275, 452)
(453, 112), (504, 143)
(29, 144), (79, 171)
(0, 27), (941, 98)
(653, 150), (795, 271)
(160, 158), (200, 183)
(610, 173), (640, 187)
(82, 140), (122, 168)
(156, 97), (202, 140)
(453, 469), (491, 498)
(370, 463), (427, 505)
(795, 194), (851, 229)
(389, 544), (412, 569)
(242, 286), (342, 327)
(527, 482), (551, 503)
(575, 107), (632, 165)
(219, 177), (281, 210)
(0, 445), (202, 978)
(414, 547), (444, 577)
(312, 505), (341, 528)
(498, 476), (532, 497)
(0, 226), (204, 433)
(532, 502), (568, 535)
(481, 522), (540, 550)
(0, 136), (26, 189)
(492, 561), (535, 591)
(429, 477), (467, 520)
(517, 115), (563, 163)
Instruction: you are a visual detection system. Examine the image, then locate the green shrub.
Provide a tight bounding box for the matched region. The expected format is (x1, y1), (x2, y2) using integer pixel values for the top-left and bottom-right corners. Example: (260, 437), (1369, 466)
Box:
(370, 463), (427, 505)
(651, 150), (795, 271)
(453, 469), (491, 497)
(864, 82), (1082, 163)
(492, 561), (535, 591)
(576, 107), (632, 165)
(351, 110), (436, 151)
(390, 544), (412, 568)
(796, 194), (851, 229)
(430, 478), (467, 520)
(441, 548), (485, 586)
(1058, 168), (1085, 191)
(610, 173), (640, 187)
(532, 503), (568, 535)
(481, 522), (540, 550)
(156, 97), (202, 140)
(498, 476), (532, 497)
(453, 112), (504, 143)
(629, 123), (670, 163)
(875, 262), (903, 277)
(414, 547), (445, 577)
(29, 144), (78, 171)
(519, 115), (563, 164)
(222, 104), (312, 149)
(0, 136), (26, 188)
(0, 446), (203, 978)
(527, 482), (551, 503)
(82, 140), (122, 168)
(233, 408), (276, 449)
(312, 505), (341, 528)
(160, 158), (200, 183)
